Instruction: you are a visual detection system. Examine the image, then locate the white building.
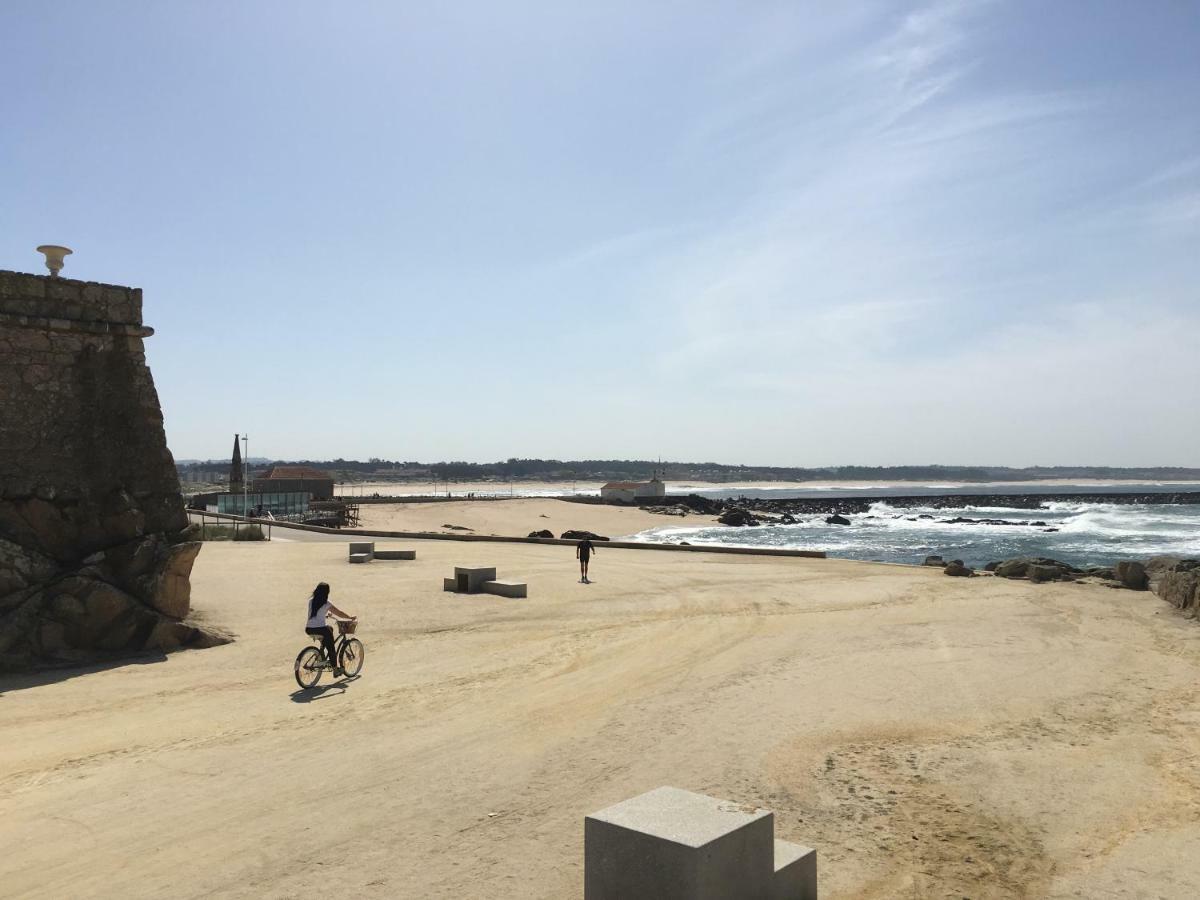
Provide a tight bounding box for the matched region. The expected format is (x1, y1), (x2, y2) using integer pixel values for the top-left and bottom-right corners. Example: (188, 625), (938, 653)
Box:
(600, 476), (666, 504)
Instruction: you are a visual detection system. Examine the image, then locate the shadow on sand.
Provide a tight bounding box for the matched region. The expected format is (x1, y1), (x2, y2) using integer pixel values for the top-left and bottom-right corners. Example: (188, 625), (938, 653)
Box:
(0, 651), (170, 697)
(290, 674), (361, 703)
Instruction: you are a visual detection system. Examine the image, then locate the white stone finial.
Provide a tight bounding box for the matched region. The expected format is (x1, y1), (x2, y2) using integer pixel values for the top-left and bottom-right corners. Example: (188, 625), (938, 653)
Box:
(36, 245), (73, 278)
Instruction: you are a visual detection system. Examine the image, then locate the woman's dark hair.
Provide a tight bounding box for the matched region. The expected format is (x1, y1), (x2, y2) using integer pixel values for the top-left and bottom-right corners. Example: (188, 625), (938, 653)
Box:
(308, 582), (331, 621)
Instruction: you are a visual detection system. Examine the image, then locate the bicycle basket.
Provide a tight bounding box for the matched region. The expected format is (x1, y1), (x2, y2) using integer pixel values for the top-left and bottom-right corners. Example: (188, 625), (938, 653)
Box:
(337, 619), (358, 635)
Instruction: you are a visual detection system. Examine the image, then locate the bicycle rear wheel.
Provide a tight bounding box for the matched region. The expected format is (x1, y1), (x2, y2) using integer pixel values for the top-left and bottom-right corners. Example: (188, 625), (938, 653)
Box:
(339, 638), (365, 677)
(295, 646), (324, 689)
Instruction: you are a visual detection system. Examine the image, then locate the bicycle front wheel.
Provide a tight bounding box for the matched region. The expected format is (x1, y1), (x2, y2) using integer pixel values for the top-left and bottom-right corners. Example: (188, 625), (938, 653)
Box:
(339, 638), (365, 677)
(295, 646), (323, 689)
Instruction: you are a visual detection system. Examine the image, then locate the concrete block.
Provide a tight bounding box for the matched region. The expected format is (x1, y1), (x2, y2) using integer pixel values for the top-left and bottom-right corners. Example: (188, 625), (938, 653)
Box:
(442, 577), (458, 592)
(483, 580), (527, 598)
(772, 840), (817, 900)
(585, 786), (780, 900)
(374, 549), (416, 560)
(348, 553), (370, 564)
(450, 566), (497, 593)
(348, 541), (375, 560)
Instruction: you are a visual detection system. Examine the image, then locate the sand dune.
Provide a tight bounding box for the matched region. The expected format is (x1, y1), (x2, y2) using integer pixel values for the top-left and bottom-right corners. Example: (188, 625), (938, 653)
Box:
(2, 540), (1198, 898)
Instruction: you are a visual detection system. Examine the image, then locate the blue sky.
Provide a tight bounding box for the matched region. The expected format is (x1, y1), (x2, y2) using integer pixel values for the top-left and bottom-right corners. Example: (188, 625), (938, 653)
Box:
(3, 1), (1198, 466)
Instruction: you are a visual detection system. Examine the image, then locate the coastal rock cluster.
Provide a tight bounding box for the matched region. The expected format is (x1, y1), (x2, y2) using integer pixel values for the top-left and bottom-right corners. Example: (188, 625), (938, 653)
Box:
(683, 491), (1200, 519)
(0, 270), (225, 669)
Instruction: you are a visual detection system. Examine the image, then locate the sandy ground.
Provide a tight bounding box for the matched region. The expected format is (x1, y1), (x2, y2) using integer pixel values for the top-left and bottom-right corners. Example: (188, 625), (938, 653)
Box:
(3, 541), (1200, 899)
(354, 497), (715, 539)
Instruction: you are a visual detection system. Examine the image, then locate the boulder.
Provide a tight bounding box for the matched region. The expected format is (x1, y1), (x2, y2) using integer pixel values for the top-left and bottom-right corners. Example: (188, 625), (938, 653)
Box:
(562, 530), (610, 541)
(0, 537), (58, 598)
(825, 514), (851, 526)
(1113, 561), (1148, 591)
(718, 508), (759, 527)
(527, 529), (555, 539)
(1152, 559), (1200, 617)
(994, 559), (1030, 579)
(993, 557), (1081, 581)
(943, 561), (973, 577)
(1027, 564), (1061, 583)
(139, 541), (201, 619)
(922, 555), (945, 567)
(1145, 556), (1187, 589)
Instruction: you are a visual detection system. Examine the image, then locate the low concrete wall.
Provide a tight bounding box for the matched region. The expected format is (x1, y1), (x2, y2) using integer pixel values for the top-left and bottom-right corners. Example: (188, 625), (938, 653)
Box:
(188, 511), (827, 560)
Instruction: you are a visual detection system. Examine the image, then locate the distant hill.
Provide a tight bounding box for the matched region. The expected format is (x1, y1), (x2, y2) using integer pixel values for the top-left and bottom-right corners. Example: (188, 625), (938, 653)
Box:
(174, 458), (1200, 484)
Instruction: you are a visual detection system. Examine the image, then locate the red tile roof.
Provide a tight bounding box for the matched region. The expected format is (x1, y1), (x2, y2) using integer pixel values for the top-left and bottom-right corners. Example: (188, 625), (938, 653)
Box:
(259, 465), (333, 481)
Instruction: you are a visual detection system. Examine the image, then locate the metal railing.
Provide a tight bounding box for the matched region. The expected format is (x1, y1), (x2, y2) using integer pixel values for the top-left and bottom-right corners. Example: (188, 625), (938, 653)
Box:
(187, 510), (273, 541)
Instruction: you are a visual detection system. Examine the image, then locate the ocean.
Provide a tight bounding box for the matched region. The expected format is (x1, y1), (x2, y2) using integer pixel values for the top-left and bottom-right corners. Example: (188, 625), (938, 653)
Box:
(628, 484), (1200, 568)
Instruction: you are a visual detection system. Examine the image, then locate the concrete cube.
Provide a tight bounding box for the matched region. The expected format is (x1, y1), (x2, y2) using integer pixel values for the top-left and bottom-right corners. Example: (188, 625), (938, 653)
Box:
(450, 566), (497, 593)
(348, 553), (371, 564)
(586, 787), (782, 900)
(483, 580), (527, 599)
(348, 541), (375, 561)
(374, 549), (416, 560)
(771, 840), (817, 900)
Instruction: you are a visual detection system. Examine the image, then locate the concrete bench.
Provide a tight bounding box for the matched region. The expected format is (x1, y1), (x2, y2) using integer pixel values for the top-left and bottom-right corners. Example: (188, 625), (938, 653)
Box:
(482, 580), (527, 599)
(442, 566), (497, 594)
(348, 542), (375, 561)
(348, 553), (371, 564)
(585, 786), (816, 899)
(374, 549), (416, 560)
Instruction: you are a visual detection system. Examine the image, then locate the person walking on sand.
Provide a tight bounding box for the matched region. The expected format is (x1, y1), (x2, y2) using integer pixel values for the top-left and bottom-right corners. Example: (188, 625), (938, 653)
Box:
(305, 582), (355, 676)
(576, 537), (595, 583)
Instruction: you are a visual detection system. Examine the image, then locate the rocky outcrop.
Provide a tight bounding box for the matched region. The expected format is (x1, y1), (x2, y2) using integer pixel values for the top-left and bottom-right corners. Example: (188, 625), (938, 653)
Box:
(0, 270), (225, 669)
(1150, 558), (1200, 618)
(527, 529), (555, 539)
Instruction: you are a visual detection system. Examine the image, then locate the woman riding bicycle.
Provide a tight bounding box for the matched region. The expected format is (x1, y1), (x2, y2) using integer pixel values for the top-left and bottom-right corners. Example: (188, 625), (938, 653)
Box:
(305, 582), (355, 676)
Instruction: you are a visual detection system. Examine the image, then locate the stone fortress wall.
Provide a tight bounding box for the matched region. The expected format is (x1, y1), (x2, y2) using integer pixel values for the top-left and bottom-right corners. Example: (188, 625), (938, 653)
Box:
(0, 269), (222, 668)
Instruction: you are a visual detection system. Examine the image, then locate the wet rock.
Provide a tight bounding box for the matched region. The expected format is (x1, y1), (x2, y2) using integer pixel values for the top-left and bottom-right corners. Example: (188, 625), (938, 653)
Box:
(825, 514), (851, 526)
(943, 560), (973, 577)
(923, 555), (946, 567)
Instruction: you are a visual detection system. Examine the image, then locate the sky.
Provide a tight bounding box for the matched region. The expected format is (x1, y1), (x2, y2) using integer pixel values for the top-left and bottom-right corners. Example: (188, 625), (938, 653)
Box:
(2, 1), (1198, 467)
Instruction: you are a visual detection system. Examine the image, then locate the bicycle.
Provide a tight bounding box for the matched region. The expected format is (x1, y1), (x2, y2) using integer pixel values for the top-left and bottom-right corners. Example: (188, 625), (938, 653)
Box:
(294, 618), (365, 689)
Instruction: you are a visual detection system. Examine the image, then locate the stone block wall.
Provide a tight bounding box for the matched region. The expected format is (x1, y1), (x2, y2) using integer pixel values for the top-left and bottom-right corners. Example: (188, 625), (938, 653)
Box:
(0, 269), (222, 668)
